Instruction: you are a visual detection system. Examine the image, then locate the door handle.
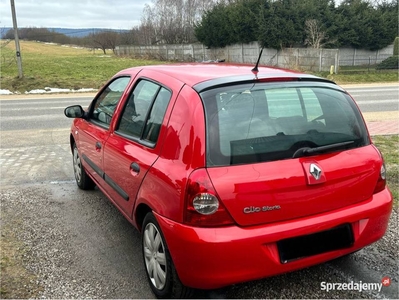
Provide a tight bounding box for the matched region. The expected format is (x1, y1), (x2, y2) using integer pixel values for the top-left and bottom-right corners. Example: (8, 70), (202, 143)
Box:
(130, 162), (140, 174)
(95, 141), (102, 150)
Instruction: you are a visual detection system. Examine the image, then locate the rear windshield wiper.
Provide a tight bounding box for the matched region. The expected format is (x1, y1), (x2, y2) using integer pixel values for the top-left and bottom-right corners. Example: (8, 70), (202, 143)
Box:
(292, 141), (355, 158)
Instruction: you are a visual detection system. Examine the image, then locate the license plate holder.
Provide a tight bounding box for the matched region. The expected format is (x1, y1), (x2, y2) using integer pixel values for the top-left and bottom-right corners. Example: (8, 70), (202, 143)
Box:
(277, 223), (354, 264)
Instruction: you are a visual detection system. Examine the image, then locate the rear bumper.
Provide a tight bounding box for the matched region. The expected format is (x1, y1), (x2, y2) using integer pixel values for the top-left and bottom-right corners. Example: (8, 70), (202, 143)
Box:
(156, 188), (393, 289)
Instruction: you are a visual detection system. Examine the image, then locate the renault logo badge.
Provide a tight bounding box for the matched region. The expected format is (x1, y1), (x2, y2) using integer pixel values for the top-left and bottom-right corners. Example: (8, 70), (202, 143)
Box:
(309, 164), (322, 180)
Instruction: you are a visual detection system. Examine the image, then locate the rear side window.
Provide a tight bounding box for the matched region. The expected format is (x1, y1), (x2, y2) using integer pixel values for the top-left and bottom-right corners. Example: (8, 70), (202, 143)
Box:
(202, 83), (369, 166)
(143, 88), (171, 143)
(116, 79), (171, 145)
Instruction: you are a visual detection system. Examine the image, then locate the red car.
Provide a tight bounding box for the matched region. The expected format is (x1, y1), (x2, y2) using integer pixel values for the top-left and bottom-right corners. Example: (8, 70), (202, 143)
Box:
(65, 63), (392, 298)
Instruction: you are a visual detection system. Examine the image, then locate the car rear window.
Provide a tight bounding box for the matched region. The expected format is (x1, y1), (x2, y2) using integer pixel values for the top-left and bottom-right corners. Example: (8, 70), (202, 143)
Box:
(201, 82), (369, 166)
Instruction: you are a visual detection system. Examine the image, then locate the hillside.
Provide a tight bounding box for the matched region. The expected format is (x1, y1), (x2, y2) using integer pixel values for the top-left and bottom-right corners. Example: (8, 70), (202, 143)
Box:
(0, 27), (129, 38)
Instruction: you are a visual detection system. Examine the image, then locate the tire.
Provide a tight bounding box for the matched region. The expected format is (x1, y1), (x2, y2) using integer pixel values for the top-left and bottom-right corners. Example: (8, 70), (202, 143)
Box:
(72, 143), (95, 190)
(142, 213), (193, 299)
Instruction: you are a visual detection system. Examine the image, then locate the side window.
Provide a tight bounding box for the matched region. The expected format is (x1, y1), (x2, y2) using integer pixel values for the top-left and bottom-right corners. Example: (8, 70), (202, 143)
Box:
(143, 88), (171, 143)
(117, 80), (171, 144)
(91, 77), (130, 126)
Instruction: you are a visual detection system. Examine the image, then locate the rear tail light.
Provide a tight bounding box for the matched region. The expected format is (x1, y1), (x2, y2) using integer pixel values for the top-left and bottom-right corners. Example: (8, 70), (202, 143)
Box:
(373, 163), (387, 194)
(184, 168), (234, 227)
(372, 145), (387, 194)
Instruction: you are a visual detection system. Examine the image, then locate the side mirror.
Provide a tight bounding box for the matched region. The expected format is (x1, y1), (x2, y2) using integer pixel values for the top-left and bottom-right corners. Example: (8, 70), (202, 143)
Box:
(64, 105), (85, 118)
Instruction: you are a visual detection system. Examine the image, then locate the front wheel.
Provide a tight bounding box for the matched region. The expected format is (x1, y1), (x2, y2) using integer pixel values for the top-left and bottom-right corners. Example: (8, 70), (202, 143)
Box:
(72, 143), (95, 190)
(142, 213), (193, 298)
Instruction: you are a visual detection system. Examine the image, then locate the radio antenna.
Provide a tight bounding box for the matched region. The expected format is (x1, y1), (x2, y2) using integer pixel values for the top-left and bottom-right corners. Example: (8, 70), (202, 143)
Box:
(251, 47), (264, 79)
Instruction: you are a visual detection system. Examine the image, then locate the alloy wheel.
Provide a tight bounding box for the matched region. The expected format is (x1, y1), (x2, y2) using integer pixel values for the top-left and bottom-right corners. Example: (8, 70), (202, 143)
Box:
(73, 147), (82, 184)
(143, 222), (167, 290)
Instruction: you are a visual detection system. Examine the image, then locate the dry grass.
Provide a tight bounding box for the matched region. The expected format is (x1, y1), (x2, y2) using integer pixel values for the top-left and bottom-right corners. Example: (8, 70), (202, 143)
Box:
(10, 41), (91, 56)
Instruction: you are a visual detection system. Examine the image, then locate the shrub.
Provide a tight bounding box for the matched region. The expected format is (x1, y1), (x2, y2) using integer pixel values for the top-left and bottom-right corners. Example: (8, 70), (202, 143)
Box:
(377, 56), (399, 69)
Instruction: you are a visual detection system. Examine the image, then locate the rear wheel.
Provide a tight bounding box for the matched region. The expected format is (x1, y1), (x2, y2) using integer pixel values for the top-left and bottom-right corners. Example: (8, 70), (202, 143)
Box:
(72, 143), (95, 190)
(142, 213), (193, 298)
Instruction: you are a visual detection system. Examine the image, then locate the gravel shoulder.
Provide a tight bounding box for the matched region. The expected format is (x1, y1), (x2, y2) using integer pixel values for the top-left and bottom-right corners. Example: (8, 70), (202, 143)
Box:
(1, 183), (153, 299)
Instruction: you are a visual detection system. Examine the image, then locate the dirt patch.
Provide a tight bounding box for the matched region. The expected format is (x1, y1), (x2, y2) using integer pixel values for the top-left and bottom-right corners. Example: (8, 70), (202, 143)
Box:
(0, 220), (43, 298)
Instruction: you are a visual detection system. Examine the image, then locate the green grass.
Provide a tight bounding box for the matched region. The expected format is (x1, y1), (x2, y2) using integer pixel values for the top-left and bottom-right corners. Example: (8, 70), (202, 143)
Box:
(1, 41), (164, 92)
(326, 72), (398, 84)
(309, 63), (398, 84)
(314, 68), (398, 84)
(373, 135), (399, 207)
(1, 41), (398, 93)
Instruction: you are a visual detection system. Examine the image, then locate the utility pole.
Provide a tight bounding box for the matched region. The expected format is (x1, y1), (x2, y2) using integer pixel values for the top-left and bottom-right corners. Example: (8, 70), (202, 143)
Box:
(10, 0), (23, 78)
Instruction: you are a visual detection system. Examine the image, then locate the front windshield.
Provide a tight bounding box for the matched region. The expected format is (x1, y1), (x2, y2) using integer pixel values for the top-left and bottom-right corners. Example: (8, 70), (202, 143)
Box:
(201, 82), (369, 166)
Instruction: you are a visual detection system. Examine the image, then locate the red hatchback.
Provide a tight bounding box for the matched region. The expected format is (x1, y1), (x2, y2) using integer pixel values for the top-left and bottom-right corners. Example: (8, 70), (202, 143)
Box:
(65, 64), (392, 298)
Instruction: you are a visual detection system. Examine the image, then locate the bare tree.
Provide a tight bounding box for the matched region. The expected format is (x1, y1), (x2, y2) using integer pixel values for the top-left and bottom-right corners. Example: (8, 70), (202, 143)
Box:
(91, 31), (120, 54)
(139, 0), (217, 45)
(119, 30), (137, 45)
(304, 19), (327, 49)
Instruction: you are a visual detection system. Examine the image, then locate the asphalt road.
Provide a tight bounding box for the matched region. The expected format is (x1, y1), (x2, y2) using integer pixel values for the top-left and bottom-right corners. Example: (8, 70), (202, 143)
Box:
(345, 85), (398, 112)
(0, 84), (398, 132)
(0, 84), (398, 299)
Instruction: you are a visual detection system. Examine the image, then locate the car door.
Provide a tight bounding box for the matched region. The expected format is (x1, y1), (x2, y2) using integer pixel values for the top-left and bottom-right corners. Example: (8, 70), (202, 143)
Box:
(103, 77), (176, 217)
(77, 76), (131, 185)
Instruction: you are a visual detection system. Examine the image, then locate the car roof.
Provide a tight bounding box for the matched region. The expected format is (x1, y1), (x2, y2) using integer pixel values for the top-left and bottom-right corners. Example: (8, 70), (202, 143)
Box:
(117, 63), (335, 92)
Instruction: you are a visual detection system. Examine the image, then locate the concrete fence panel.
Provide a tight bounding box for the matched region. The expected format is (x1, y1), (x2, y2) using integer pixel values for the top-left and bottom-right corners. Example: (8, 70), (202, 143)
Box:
(116, 42), (393, 72)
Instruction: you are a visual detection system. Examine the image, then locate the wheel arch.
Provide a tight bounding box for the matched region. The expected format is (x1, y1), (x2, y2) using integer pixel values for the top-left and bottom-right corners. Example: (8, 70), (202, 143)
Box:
(69, 133), (75, 152)
(134, 203), (152, 232)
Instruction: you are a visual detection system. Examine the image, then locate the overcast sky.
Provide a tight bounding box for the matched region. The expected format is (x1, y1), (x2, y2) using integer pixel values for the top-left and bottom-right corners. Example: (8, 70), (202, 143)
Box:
(0, 0), (149, 29)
